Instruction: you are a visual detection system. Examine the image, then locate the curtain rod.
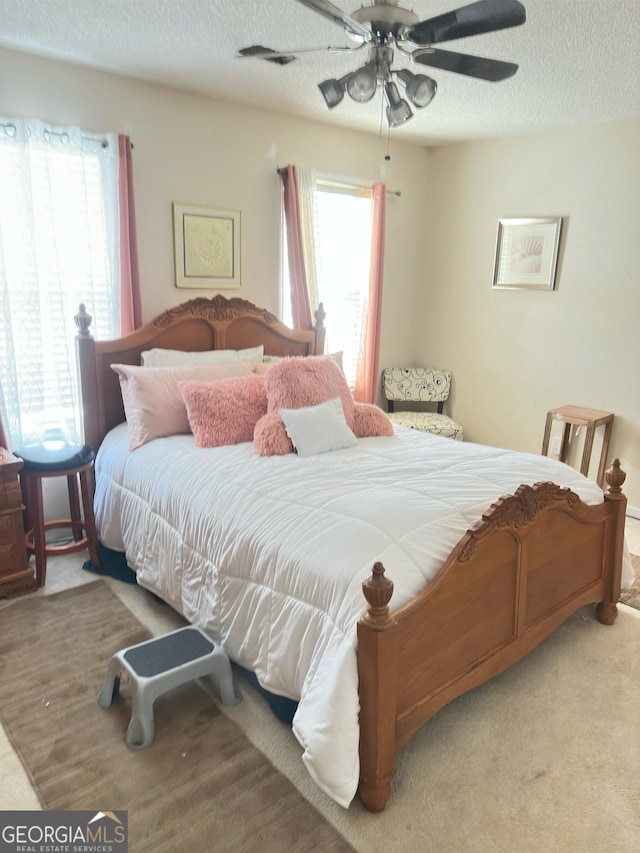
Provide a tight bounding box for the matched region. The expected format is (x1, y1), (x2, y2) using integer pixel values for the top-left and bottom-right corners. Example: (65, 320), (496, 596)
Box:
(276, 167), (401, 197)
(0, 120), (110, 148)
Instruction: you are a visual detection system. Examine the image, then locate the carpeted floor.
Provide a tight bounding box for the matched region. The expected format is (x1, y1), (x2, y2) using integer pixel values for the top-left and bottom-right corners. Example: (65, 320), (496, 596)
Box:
(1, 553), (639, 853)
(620, 553), (640, 609)
(0, 582), (355, 853)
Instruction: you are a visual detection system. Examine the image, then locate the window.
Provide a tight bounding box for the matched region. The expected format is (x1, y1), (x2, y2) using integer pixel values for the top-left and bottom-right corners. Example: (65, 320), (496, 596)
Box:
(0, 118), (120, 448)
(282, 178), (374, 389)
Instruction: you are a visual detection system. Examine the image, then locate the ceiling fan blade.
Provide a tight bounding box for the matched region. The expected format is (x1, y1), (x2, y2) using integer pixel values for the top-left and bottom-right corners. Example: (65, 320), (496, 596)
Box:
(294, 0), (372, 42)
(414, 47), (518, 81)
(406, 0), (526, 46)
(237, 43), (365, 64)
(237, 45), (299, 64)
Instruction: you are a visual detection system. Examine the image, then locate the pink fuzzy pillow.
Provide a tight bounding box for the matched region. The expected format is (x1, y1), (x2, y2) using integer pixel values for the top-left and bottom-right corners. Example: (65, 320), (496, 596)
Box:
(180, 374), (267, 448)
(352, 403), (394, 438)
(264, 357), (355, 427)
(253, 411), (293, 456)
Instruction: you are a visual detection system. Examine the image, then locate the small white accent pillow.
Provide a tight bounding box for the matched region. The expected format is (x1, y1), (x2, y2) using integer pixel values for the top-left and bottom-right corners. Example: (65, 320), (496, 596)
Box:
(279, 397), (357, 456)
(141, 345), (264, 367)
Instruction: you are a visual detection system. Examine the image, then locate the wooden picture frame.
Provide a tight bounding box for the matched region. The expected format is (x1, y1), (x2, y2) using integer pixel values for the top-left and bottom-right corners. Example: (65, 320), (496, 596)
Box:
(173, 203), (241, 289)
(492, 217), (562, 290)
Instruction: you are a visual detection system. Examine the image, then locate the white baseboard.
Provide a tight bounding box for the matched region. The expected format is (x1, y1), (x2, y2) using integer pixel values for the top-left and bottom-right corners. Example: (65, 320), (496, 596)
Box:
(626, 505), (640, 521)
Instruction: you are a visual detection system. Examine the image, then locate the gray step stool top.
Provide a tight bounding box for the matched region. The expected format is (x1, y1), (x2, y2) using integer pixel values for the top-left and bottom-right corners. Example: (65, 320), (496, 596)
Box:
(122, 626), (217, 676)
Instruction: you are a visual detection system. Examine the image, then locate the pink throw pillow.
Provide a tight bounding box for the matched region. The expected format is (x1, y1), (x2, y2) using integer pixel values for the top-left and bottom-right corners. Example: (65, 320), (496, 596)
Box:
(180, 374), (267, 448)
(264, 357), (355, 427)
(352, 403), (394, 438)
(112, 361), (254, 450)
(253, 412), (293, 456)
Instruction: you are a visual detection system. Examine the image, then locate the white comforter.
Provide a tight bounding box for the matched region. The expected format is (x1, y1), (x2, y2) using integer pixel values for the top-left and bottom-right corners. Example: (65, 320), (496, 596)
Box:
(95, 424), (632, 807)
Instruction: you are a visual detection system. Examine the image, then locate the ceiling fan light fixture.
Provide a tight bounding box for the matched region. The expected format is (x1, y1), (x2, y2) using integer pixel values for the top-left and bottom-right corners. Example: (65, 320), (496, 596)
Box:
(318, 75), (348, 109)
(384, 81), (413, 128)
(395, 68), (437, 109)
(346, 61), (377, 102)
(254, 0), (527, 131)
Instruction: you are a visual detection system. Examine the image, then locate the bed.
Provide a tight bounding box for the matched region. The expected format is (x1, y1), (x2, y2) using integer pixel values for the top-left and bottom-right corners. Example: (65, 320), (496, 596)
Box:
(76, 295), (631, 813)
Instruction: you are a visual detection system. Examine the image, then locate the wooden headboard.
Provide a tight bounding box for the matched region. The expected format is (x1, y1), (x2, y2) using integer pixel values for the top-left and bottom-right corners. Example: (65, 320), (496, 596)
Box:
(75, 295), (326, 452)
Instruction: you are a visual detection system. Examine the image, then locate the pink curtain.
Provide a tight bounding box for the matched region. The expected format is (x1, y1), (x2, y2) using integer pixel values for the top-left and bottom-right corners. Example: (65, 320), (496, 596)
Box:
(118, 135), (143, 333)
(280, 165), (313, 331)
(355, 183), (386, 404)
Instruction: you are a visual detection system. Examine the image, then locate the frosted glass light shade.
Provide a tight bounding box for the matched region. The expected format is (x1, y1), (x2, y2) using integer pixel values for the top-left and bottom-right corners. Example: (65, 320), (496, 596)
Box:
(384, 82), (413, 127)
(396, 69), (437, 108)
(319, 78), (346, 109)
(346, 62), (377, 102)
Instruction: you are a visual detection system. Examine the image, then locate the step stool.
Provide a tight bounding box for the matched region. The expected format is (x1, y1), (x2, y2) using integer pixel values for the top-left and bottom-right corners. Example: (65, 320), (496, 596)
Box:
(97, 625), (241, 749)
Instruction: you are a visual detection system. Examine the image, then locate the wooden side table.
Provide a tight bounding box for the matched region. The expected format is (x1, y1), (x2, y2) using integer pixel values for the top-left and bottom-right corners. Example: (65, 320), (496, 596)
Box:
(541, 405), (614, 486)
(0, 449), (36, 597)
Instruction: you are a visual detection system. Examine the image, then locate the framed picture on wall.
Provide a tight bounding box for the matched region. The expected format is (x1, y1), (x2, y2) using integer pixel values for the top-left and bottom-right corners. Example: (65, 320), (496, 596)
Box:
(492, 217), (562, 290)
(173, 203), (241, 289)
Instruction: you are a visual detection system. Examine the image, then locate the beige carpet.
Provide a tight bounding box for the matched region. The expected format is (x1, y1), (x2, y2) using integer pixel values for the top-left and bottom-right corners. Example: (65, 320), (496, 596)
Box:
(1, 561), (640, 853)
(0, 582), (354, 853)
(620, 553), (640, 609)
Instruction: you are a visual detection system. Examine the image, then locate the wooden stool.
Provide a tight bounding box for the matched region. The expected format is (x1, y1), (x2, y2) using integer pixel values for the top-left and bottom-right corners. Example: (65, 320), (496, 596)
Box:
(541, 405), (614, 486)
(16, 441), (101, 587)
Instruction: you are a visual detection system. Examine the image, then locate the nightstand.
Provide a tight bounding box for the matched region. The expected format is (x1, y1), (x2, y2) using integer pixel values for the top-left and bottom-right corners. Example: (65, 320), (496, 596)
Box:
(541, 405), (614, 486)
(0, 449), (36, 597)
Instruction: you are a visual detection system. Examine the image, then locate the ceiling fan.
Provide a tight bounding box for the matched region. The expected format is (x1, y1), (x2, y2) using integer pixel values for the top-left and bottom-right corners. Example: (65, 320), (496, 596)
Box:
(238, 0), (526, 129)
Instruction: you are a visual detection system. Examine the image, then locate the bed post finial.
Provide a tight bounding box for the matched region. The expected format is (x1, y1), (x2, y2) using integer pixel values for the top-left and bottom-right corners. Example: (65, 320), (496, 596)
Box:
(312, 302), (327, 356)
(604, 458), (626, 496)
(314, 302), (325, 329)
(597, 459), (627, 626)
(74, 303), (93, 338)
(358, 561), (397, 812)
(362, 562), (394, 629)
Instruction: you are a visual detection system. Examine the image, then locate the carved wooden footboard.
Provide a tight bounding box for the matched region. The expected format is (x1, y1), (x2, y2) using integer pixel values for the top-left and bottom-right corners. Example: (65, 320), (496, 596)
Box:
(357, 462), (627, 812)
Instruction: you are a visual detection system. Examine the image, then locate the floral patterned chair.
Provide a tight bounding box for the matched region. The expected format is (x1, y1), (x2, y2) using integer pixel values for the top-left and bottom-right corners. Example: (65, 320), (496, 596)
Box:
(382, 367), (464, 440)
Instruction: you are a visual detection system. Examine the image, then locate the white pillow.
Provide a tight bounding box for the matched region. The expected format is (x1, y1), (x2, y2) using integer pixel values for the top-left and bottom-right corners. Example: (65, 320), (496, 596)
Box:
(279, 397), (357, 456)
(141, 345), (264, 367)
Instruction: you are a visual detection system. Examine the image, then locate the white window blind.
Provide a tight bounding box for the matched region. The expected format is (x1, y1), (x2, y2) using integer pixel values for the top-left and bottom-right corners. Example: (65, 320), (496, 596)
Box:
(0, 118), (120, 448)
(282, 177), (373, 389)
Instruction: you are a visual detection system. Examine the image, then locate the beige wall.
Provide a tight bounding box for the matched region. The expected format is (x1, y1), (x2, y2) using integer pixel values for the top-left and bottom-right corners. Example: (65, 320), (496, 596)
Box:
(419, 121), (640, 509)
(0, 46), (428, 376)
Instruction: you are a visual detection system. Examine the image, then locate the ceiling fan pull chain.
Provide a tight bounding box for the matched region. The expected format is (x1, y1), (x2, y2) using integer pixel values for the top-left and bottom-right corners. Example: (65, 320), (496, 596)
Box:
(385, 107), (392, 162)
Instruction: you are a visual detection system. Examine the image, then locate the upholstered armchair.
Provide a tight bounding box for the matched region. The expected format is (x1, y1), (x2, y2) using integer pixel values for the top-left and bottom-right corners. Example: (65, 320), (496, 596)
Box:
(382, 367), (464, 440)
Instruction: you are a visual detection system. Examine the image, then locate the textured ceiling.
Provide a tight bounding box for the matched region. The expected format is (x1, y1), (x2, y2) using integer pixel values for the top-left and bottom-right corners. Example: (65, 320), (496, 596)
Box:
(1, 0), (639, 146)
